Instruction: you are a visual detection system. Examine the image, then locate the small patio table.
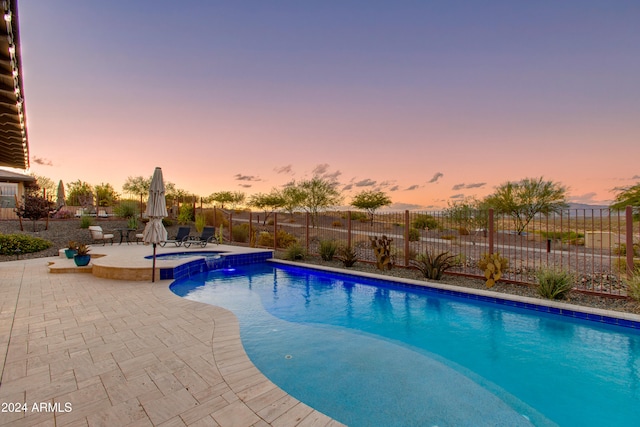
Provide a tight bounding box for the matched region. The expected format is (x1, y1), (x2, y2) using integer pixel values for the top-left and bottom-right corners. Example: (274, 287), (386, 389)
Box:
(114, 228), (137, 244)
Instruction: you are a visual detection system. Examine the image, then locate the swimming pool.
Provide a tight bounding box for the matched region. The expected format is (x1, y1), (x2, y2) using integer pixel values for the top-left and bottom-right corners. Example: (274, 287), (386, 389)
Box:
(170, 262), (640, 426)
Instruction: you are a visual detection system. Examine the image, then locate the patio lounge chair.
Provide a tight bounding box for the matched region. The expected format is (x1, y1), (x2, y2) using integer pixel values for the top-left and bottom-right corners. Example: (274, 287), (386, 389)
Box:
(159, 226), (190, 247)
(184, 226), (218, 248)
(88, 225), (114, 245)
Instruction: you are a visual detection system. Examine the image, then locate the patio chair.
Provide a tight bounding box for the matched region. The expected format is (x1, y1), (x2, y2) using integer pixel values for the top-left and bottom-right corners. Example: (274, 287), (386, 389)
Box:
(88, 225), (114, 245)
(159, 226), (191, 247)
(184, 226), (218, 248)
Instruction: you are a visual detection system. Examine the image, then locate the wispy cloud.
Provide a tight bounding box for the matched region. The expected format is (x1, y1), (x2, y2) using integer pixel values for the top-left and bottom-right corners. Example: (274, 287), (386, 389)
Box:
(342, 184), (353, 191)
(428, 172), (443, 183)
(32, 156), (53, 166)
(388, 202), (423, 211)
(274, 165), (294, 175)
(452, 182), (486, 190)
(632, 175), (640, 180)
(389, 185), (399, 191)
(405, 184), (420, 191)
(450, 193), (465, 199)
(234, 174), (261, 182)
(238, 184), (252, 188)
(312, 163), (330, 176)
(354, 178), (376, 187)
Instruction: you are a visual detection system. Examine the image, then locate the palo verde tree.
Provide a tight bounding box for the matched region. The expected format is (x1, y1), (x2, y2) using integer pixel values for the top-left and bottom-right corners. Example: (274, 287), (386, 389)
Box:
(610, 182), (640, 219)
(350, 190), (392, 225)
(31, 174), (56, 201)
(208, 191), (245, 209)
(248, 190), (285, 225)
(297, 177), (342, 227)
(280, 184), (306, 217)
(484, 177), (568, 235)
(444, 197), (489, 234)
(95, 183), (119, 207)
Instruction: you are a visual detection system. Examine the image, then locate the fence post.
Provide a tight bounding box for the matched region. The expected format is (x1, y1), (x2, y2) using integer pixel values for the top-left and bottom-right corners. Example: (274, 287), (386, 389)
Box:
(229, 213), (233, 243)
(273, 212), (278, 250)
(488, 208), (494, 255)
(249, 211), (253, 246)
(305, 212), (310, 253)
(347, 211), (352, 249)
(627, 206), (634, 276)
(404, 210), (410, 267)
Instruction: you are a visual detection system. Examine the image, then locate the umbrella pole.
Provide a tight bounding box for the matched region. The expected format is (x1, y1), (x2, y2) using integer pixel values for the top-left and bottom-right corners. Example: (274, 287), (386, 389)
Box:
(152, 243), (157, 282)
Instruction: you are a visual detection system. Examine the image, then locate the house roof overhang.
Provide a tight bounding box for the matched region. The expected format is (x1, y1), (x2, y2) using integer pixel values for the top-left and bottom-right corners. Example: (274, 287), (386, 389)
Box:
(0, 0), (29, 170)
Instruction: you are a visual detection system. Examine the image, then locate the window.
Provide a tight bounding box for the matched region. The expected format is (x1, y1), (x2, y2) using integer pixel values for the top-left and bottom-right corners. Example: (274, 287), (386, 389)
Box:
(0, 183), (18, 208)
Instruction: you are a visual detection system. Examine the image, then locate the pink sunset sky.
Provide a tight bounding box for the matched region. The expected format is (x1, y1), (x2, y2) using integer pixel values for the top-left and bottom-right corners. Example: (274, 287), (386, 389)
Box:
(9, 1), (640, 209)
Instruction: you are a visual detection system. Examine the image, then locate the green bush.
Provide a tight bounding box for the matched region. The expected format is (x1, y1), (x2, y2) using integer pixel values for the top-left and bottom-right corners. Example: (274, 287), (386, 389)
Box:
(257, 231), (273, 247)
(195, 213), (206, 233)
(162, 218), (174, 227)
(408, 227), (420, 242)
(535, 268), (574, 300)
(344, 211), (368, 222)
(276, 229), (297, 248)
(177, 204), (194, 224)
(113, 201), (138, 219)
(232, 223), (250, 242)
(319, 239), (338, 261)
(79, 215), (94, 229)
(624, 268), (640, 301)
(284, 242), (306, 261)
(614, 243), (640, 257)
(0, 234), (53, 255)
(412, 214), (439, 230)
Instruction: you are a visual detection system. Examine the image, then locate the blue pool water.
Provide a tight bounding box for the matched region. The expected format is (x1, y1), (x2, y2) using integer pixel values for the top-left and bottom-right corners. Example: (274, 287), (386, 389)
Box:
(170, 263), (640, 426)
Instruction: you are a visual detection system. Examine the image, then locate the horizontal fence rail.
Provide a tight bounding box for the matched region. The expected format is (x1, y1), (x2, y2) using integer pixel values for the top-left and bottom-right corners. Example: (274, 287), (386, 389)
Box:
(219, 207), (639, 298)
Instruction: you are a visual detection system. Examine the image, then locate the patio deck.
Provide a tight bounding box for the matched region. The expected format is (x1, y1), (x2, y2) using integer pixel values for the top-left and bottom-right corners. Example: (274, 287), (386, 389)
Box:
(0, 246), (344, 426)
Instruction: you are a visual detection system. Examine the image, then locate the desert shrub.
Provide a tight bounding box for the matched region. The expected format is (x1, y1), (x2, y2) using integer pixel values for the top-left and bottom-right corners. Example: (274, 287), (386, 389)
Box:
(343, 211), (368, 222)
(410, 250), (458, 280)
(204, 209), (229, 227)
(162, 218), (174, 227)
(408, 227), (420, 242)
(614, 243), (640, 257)
(613, 258), (640, 274)
(536, 268), (574, 300)
(0, 234), (52, 255)
(232, 223), (250, 242)
(257, 231), (273, 246)
(276, 229), (297, 248)
(113, 201), (138, 219)
(412, 214), (439, 230)
(458, 227), (470, 235)
(79, 215), (94, 229)
(53, 209), (74, 219)
(319, 239), (339, 261)
(177, 205), (194, 224)
(332, 220), (343, 227)
(624, 268), (640, 301)
(284, 242), (306, 260)
(337, 245), (358, 267)
(195, 213), (206, 233)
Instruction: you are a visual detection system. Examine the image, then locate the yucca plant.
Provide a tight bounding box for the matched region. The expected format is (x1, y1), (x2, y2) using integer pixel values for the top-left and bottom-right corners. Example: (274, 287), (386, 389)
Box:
(410, 250), (458, 280)
(535, 268), (574, 300)
(337, 245), (358, 267)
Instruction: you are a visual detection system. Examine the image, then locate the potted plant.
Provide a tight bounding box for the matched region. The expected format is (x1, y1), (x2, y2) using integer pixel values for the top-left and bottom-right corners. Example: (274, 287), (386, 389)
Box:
(73, 244), (91, 267)
(65, 241), (78, 259)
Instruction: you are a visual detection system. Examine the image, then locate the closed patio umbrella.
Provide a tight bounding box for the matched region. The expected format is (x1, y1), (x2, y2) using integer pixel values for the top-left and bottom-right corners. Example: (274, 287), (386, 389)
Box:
(56, 180), (65, 209)
(143, 167), (168, 282)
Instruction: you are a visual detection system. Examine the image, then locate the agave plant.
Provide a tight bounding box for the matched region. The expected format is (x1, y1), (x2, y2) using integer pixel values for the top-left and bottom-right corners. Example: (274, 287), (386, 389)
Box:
(536, 268), (574, 300)
(410, 249), (458, 280)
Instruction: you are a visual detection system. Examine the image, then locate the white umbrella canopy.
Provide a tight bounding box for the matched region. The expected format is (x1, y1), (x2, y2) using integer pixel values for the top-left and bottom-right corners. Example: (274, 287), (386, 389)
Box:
(143, 167), (168, 282)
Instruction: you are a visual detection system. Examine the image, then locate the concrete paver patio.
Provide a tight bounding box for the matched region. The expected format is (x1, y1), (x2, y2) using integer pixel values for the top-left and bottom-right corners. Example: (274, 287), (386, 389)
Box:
(0, 250), (343, 426)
